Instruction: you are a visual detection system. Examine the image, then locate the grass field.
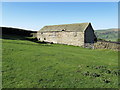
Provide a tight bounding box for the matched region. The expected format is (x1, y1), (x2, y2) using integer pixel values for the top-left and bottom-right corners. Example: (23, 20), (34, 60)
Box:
(2, 35), (119, 88)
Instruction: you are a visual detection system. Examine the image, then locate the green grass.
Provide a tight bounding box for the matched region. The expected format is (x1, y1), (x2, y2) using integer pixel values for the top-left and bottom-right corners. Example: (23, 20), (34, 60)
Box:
(2, 36), (119, 88)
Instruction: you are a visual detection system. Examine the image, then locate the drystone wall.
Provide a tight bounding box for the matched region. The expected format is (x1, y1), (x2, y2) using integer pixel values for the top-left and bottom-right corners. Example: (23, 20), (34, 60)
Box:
(94, 41), (120, 51)
(31, 33), (37, 37)
(37, 31), (84, 46)
(84, 43), (94, 49)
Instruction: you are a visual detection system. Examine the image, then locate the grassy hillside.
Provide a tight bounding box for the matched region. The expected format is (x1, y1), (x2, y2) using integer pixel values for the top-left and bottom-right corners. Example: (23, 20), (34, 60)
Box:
(2, 35), (119, 88)
(95, 28), (119, 42)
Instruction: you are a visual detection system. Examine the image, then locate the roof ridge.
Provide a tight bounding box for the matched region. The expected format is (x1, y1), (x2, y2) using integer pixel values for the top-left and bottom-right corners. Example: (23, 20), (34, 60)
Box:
(45, 22), (90, 27)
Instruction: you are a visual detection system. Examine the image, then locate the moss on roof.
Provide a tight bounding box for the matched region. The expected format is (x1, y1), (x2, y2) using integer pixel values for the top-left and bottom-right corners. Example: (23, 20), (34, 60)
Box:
(38, 22), (90, 32)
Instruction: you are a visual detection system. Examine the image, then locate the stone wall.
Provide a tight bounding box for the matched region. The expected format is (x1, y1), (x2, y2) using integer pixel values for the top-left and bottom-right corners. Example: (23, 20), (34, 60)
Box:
(37, 31), (84, 46)
(31, 33), (37, 37)
(94, 41), (120, 51)
(84, 43), (94, 49)
(37, 31), (120, 51)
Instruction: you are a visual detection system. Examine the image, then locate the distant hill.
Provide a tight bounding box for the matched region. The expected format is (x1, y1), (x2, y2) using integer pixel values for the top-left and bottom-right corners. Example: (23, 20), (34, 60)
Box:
(1, 27), (37, 37)
(1, 27), (37, 39)
(95, 28), (119, 42)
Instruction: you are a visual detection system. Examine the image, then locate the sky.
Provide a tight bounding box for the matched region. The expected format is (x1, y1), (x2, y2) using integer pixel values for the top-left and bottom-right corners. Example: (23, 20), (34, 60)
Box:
(2, 2), (118, 31)
(1, 0), (120, 2)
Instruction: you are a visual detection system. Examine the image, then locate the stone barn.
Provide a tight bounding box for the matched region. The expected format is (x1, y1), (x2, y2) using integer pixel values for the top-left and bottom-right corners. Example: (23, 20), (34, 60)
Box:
(37, 22), (97, 48)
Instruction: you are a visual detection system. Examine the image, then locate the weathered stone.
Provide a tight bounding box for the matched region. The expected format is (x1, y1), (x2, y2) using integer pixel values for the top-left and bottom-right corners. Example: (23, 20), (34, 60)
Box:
(94, 41), (120, 51)
(37, 22), (97, 48)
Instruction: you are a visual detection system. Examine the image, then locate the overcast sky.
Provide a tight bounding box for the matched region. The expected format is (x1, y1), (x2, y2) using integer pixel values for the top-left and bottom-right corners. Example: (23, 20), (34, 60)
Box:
(2, 2), (118, 31)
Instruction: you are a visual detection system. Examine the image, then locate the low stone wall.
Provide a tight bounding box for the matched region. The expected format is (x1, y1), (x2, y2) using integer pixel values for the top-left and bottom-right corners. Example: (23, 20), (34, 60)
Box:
(84, 43), (94, 49)
(94, 41), (120, 51)
(31, 33), (37, 37)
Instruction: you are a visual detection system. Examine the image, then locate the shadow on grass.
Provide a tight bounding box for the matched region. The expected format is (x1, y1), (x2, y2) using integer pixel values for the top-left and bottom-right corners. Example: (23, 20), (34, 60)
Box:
(26, 37), (53, 44)
(2, 34), (53, 45)
(2, 34), (28, 40)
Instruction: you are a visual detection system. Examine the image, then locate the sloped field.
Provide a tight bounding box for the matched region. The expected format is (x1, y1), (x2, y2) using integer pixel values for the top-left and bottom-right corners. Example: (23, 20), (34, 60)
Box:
(2, 37), (119, 88)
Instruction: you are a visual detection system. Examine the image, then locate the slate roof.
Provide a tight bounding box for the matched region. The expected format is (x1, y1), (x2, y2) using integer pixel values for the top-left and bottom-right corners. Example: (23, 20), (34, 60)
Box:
(38, 22), (90, 32)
